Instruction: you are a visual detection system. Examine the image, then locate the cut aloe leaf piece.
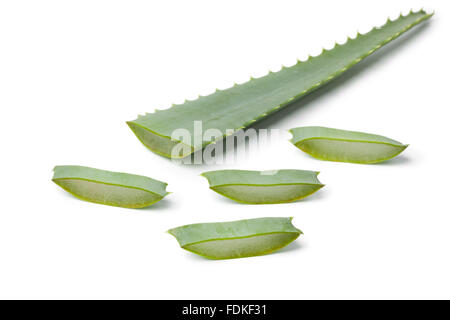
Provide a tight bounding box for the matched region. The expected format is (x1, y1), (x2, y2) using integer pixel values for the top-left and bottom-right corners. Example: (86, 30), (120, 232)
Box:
(128, 10), (432, 158)
(201, 169), (324, 204)
(289, 126), (408, 164)
(168, 217), (302, 260)
(52, 165), (169, 208)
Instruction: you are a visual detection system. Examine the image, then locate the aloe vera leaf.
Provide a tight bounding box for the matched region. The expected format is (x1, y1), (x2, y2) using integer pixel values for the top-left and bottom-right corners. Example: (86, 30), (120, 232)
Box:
(168, 217), (302, 259)
(201, 169), (324, 204)
(289, 126), (408, 164)
(52, 165), (169, 208)
(127, 10), (432, 159)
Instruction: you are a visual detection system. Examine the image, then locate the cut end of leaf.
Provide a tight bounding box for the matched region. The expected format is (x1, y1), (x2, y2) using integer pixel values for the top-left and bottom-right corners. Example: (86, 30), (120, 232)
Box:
(127, 121), (194, 159)
(182, 232), (300, 260)
(53, 178), (164, 208)
(211, 184), (323, 204)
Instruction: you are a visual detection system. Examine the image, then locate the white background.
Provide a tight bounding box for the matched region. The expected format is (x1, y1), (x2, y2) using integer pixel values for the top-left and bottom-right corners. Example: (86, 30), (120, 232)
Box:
(0, 0), (449, 299)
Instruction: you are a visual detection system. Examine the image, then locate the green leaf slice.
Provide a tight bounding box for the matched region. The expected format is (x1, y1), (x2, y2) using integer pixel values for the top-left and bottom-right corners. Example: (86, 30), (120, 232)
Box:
(289, 126), (408, 164)
(52, 165), (169, 208)
(128, 10), (432, 158)
(168, 217), (302, 259)
(201, 169), (324, 204)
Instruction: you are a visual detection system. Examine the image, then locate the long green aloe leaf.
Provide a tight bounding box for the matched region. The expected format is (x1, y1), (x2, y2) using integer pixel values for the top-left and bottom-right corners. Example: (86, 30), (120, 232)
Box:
(201, 169), (324, 204)
(128, 10), (432, 159)
(52, 165), (169, 208)
(168, 217), (302, 259)
(289, 126), (408, 164)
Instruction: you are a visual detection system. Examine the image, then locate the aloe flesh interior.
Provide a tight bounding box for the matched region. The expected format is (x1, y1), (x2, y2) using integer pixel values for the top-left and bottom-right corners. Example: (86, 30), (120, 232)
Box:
(201, 169), (324, 204)
(168, 217), (302, 259)
(52, 165), (169, 208)
(289, 126), (408, 164)
(128, 10), (432, 158)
